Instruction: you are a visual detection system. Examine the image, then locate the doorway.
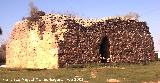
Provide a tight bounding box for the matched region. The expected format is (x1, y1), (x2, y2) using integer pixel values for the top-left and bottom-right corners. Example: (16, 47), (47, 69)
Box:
(99, 36), (110, 63)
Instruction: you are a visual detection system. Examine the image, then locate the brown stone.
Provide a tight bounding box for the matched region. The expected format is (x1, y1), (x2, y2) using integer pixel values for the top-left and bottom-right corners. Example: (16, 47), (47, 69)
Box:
(6, 13), (155, 69)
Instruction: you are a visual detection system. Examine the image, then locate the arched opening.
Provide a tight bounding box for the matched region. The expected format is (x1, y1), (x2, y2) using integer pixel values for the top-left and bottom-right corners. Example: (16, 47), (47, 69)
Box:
(99, 36), (110, 63)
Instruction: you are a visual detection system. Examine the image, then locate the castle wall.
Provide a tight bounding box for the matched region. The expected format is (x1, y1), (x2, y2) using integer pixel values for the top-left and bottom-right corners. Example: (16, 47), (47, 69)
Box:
(58, 18), (155, 67)
(6, 14), (68, 69)
(6, 14), (155, 68)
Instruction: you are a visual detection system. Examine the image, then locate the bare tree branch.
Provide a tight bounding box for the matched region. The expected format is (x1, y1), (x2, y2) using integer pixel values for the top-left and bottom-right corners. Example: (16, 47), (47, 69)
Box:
(124, 12), (140, 20)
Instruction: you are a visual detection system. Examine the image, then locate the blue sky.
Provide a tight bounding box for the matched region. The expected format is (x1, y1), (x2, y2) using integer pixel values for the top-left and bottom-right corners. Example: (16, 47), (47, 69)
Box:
(0, 0), (160, 50)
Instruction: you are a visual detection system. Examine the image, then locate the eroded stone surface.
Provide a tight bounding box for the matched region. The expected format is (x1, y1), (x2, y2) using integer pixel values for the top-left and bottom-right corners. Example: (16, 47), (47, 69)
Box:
(6, 13), (155, 69)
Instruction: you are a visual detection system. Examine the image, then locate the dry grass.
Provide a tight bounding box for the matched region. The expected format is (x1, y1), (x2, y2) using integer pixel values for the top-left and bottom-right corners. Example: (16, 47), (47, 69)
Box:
(0, 61), (160, 83)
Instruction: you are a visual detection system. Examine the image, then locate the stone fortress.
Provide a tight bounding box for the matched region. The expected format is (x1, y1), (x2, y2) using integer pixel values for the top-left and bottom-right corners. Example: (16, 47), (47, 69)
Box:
(6, 11), (155, 69)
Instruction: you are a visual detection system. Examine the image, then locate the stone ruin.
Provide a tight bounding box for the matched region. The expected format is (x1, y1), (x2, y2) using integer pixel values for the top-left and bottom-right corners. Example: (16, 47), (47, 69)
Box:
(6, 13), (155, 69)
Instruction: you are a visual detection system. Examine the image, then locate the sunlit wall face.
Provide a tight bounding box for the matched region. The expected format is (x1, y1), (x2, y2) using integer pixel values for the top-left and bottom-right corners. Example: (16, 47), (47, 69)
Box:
(6, 14), (68, 69)
(6, 13), (155, 69)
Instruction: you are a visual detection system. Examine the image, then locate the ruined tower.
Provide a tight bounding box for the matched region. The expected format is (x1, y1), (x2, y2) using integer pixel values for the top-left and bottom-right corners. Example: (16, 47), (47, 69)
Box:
(6, 13), (155, 69)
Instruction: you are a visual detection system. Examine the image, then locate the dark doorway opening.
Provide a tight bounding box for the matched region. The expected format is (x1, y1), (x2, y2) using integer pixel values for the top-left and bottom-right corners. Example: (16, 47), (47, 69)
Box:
(99, 36), (110, 63)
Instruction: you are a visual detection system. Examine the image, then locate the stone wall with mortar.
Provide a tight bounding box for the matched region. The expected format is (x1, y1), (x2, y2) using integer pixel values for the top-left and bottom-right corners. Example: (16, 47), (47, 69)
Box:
(6, 14), (68, 69)
(59, 17), (155, 67)
(6, 13), (155, 68)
